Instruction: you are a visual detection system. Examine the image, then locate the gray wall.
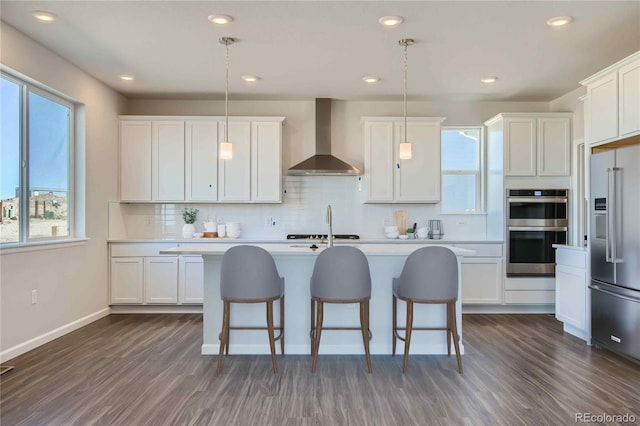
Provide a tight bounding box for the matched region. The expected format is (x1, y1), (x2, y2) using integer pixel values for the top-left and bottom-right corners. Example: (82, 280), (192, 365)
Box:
(0, 23), (126, 358)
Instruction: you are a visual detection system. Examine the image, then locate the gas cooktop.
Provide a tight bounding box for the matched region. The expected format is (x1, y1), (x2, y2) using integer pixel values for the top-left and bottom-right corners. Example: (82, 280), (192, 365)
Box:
(286, 234), (360, 240)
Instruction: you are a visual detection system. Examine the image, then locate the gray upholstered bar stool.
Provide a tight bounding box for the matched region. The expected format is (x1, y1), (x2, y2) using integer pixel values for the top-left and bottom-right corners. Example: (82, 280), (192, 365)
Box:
(217, 245), (285, 374)
(392, 246), (462, 374)
(310, 246), (372, 373)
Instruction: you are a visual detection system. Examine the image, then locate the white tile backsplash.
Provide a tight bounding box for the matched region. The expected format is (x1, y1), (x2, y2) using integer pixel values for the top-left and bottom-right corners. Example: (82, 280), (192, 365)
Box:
(110, 176), (487, 240)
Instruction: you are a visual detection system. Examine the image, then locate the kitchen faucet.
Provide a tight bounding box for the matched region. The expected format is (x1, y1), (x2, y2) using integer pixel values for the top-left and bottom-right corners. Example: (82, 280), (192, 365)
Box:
(326, 204), (334, 247)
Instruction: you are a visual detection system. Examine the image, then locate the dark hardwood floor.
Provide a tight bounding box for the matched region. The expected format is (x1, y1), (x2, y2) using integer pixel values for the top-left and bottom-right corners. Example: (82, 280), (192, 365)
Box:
(1, 314), (639, 425)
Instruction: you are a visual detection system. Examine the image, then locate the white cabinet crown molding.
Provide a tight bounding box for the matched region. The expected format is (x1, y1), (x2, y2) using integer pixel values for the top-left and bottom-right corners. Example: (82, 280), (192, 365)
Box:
(579, 50), (640, 86)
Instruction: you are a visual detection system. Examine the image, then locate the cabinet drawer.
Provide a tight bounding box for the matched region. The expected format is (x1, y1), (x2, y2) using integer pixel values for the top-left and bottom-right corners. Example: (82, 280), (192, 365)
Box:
(456, 244), (502, 258)
(505, 277), (555, 291)
(504, 290), (555, 304)
(556, 249), (586, 269)
(111, 243), (178, 257)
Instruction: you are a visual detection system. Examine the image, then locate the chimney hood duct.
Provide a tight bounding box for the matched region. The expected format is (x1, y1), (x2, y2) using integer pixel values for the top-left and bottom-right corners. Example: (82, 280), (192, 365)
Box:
(287, 98), (360, 176)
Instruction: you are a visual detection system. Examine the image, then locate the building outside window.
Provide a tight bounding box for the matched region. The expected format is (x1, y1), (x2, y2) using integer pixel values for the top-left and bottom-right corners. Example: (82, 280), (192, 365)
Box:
(1, 72), (74, 244)
(441, 127), (483, 213)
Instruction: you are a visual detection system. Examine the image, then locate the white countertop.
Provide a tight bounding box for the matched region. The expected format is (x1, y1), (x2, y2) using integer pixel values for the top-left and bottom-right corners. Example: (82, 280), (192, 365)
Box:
(552, 244), (588, 252)
(160, 243), (475, 257)
(109, 237), (503, 244)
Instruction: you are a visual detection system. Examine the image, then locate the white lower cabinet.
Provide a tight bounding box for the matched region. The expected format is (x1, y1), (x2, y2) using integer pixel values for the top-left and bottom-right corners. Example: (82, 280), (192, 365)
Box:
(455, 244), (503, 305)
(554, 246), (588, 341)
(110, 243), (203, 306)
(555, 265), (586, 329)
(179, 256), (204, 304)
(110, 257), (144, 304)
(461, 258), (503, 304)
(144, 257), (178, 304)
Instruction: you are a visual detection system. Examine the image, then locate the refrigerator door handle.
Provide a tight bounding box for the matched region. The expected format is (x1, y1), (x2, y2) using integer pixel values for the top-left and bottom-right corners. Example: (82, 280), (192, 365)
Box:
(606, 168), (612, 263)
(612, 167), (623, 263)
(589, 284), (640, 303)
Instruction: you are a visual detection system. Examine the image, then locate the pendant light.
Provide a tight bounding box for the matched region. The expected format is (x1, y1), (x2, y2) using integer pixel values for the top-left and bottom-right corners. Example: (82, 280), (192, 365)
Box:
(219, 37), (234, 160)
(399, 38), (414, 160)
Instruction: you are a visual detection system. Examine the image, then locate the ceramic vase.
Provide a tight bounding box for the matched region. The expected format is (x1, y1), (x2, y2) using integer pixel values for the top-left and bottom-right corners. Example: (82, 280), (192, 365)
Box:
(182, 223), (195, 238)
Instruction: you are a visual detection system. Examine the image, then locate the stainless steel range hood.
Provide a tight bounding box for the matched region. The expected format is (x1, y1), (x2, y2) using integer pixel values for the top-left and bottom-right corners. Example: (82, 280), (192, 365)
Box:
(287, 98), (360, 176)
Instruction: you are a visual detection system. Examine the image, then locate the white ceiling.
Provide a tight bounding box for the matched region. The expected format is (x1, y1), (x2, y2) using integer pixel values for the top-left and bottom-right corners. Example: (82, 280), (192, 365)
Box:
(1, 1), (639, 102)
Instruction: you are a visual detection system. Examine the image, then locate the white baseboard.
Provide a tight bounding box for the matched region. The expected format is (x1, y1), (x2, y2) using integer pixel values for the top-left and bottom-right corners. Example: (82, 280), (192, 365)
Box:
(201, 342), (464, 356)
(462, 304), (555, 314)
(0, 307), (111, 363)
(109, 305), (203, 314)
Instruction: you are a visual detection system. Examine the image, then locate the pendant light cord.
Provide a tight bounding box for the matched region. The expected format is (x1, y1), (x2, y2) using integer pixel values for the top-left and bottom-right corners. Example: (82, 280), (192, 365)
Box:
(403, 41), (408, 143)
(225, 40), (229, 143)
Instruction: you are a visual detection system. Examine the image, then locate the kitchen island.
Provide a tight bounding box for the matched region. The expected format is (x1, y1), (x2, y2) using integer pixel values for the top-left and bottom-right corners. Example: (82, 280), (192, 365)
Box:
(161, 243), (473, 355)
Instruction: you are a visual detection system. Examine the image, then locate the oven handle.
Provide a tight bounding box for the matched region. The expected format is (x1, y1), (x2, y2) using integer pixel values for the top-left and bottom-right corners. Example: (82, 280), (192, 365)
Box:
(508, 226), (568, 231)
(507, 197), (568, 203)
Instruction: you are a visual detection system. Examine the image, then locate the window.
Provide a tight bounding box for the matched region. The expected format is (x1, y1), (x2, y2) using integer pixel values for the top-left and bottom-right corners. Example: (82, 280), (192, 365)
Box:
(441, 127), (482, 213)
(1, 72), (74, 244)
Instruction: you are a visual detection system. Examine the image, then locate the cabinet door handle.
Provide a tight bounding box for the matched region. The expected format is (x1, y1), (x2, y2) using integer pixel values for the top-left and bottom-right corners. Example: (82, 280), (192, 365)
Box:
(396, 163), (400, 169)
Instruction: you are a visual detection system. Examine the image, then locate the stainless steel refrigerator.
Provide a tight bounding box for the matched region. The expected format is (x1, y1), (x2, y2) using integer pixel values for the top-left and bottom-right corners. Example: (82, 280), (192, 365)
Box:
(590, 144), (640, 361)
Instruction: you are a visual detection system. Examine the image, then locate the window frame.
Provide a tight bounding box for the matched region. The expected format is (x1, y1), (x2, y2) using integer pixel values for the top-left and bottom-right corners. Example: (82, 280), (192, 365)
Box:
(440, 126), (485, 214)
(1, 70), (75, 246)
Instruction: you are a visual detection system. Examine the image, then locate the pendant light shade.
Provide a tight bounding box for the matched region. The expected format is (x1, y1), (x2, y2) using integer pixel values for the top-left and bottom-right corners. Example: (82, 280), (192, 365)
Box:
(219, 37), (234, 160)
(399, 142), (412, 160)
(399, 38), (414, 160)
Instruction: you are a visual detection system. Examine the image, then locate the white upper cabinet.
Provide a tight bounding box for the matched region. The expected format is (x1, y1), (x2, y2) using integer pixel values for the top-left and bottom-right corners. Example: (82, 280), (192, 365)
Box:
(152, 121), (185, 201)
(251, 121), (282, 202)
(504, 117), (537, 176)
(120, 121), (152, 201)
(119, 116), (284, 203)
(537, 117), (571, 176)
(581, 51), (640, 146)
(218, 121), (252, 201)
(394, 121), (441, 202)
(185, 120), (218, 201)
(485, 113), (572, 177)
(619, 59), (640, 138)
(363, 121), (394, 202)
(363, 117), (444, 203)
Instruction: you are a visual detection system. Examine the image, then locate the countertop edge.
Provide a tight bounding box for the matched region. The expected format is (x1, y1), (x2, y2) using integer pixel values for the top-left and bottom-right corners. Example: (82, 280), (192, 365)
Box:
(552, 244), (588, 252)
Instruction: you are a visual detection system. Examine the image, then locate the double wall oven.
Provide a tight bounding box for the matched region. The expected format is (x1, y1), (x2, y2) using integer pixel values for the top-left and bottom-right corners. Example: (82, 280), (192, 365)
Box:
(507, 189), (568, 277)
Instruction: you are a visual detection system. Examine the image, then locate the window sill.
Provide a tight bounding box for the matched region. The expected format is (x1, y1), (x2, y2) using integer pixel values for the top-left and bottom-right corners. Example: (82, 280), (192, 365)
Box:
(0, 238), (90, 255)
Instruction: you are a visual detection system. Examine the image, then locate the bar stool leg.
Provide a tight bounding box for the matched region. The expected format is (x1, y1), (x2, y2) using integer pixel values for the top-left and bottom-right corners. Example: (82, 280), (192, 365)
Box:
(266, 300), (278, 374)
(446, 303), (452, 357)
(217, 300), (230, 374)
(360, 300), (372, 373)
(402, 300), (414, 374)
(310, 299), (315, 356)
(392, 295), (397, 356)
(311, 301), (324, 373)
(451, 302), (463, 374)
(280, 295), (285, 356)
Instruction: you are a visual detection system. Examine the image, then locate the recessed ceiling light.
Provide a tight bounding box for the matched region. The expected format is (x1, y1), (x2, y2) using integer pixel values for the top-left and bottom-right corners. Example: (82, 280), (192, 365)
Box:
(32, 10), (56, 23)
(480, 76), (498, 84)
(378, 16), (403, 27)
(546, 16), (573, 27)
(362, 76), (380, 83)
(119, 74), (134, 81)
(208, 14), (233, 25)
(241, 75), (259, 82)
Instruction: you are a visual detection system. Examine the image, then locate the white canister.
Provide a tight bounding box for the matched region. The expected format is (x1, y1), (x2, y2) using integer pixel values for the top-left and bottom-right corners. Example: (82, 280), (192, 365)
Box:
(217, 224), (226, 237)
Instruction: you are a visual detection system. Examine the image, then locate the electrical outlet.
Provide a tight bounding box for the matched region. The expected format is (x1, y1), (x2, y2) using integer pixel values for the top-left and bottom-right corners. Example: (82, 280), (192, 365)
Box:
(146, 216), (152, 225)
(31, 289), (37, 304)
